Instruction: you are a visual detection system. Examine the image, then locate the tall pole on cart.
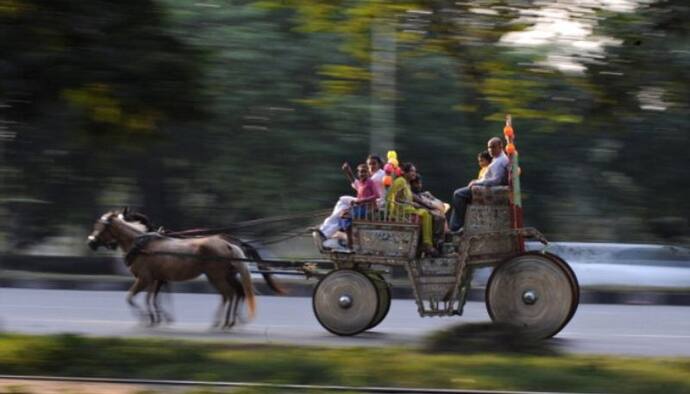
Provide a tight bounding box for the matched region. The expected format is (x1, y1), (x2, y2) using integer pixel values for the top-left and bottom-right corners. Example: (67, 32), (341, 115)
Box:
(504, 114), (525, 251)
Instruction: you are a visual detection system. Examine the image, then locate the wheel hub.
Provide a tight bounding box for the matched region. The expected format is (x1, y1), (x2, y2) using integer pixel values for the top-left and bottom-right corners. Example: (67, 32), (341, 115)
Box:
(522, 290), (538, 305)
(338, 295), (353, 309)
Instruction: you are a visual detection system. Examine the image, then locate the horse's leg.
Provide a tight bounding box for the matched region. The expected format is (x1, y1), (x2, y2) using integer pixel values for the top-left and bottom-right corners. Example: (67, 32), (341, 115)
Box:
(152, 280), (174, 324)
(150, 280), (163, 324)
(206, 274), (231, 328)
(226, 273), (244, 327)
(126, 278), (149, 323)
(224, 287), (237, 329)
(145, 283), (158, 326)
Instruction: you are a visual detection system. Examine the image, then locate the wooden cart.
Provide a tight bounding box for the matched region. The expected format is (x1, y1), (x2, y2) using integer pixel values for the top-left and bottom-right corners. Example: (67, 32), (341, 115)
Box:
(310, 119), (579, 338)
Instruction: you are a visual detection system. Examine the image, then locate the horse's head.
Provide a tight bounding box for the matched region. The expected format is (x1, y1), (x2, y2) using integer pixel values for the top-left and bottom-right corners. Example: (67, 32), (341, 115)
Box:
(87, 211), (120, 251)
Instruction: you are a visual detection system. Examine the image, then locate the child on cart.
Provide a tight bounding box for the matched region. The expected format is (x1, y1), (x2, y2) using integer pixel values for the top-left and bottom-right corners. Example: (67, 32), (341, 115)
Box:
(321, 163), (380, 250)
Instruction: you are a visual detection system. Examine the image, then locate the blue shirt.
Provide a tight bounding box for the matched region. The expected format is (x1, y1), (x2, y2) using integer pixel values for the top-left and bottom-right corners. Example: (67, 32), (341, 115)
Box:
(474, 152), (509, 187)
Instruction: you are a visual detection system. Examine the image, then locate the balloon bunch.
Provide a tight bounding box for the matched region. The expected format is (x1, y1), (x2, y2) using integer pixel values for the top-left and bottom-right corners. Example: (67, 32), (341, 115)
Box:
(382, 150), (401, 187)
(503, 123), (517, 155)
(503, 115), (521, 175)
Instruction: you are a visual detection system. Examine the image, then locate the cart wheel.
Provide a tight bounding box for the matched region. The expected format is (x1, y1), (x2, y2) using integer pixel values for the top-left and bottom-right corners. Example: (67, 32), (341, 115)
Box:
(541, 252), (580, 329)
(367, 273), (391, 330)
(313, 270), (379, 336)
(485, 253), (579, 339)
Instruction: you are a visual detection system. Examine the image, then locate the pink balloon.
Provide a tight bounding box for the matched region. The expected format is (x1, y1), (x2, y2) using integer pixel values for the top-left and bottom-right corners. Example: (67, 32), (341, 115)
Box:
(384, 163), (394, 174)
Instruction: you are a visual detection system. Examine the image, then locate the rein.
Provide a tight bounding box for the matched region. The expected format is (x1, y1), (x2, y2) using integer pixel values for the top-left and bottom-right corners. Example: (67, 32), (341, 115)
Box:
(117, 208), (334, 267)
(127, 247), (331, 276)
(123, 233), (331, 267)
(160, 209), (332, 237)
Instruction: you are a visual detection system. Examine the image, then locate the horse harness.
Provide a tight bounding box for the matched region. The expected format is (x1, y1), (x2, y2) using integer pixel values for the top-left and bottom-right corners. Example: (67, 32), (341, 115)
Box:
(125, 232), (165, 266)
(123, 232), (258, 266)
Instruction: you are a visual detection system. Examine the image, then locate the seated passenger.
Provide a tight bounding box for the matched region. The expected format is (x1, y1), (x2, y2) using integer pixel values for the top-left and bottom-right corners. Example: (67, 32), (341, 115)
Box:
(411, 175), (448, 236)
(387, 163), (436, 255)
(366, 155), (386, 204)
(477, 150), (492, 181)
(350, 163), (380, 218)
(318, 161), (380, 246)
(449, 137), (509, 233)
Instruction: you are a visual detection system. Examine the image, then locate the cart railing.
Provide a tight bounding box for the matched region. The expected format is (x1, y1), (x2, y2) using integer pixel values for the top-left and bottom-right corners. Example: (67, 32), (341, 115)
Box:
(348, 201), (420, 225)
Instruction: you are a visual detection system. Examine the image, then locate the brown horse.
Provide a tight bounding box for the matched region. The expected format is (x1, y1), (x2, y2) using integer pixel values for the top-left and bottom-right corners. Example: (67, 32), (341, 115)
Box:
(119, 210), (284, 298)
(87, 209), (258, 328)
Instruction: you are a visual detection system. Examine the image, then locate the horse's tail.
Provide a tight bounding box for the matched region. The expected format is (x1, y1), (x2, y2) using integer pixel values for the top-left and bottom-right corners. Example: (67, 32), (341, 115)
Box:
(219, 234), (286, 296)
(227, 243), (256, 320)
(241, 243), (287, 296)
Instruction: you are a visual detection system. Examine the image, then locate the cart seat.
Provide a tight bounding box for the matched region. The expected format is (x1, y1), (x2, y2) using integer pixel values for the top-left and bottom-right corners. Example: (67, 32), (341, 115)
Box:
(470, 185), (510, 206)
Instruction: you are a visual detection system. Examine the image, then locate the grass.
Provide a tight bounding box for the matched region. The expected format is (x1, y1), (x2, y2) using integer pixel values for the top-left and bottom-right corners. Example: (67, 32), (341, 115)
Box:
(0, 334), (688, 393)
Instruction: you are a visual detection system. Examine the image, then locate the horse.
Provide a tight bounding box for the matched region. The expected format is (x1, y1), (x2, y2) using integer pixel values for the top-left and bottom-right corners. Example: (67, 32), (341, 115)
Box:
(87, 209), (264, 328)
(119, 210), (285, 298)
(117, 210), (285, 324)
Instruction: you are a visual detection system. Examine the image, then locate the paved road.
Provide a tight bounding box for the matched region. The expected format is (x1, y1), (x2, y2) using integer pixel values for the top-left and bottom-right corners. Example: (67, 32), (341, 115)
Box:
(0, 288), (688, 356)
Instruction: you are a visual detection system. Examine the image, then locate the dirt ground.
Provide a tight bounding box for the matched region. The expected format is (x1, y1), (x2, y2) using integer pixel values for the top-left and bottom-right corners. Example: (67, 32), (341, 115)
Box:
(0, 379), (192, 394)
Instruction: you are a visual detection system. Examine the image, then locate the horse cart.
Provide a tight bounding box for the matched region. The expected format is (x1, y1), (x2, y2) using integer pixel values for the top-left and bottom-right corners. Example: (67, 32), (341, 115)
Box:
(88, 118), (578, 338)
(308, 121), (579, 339)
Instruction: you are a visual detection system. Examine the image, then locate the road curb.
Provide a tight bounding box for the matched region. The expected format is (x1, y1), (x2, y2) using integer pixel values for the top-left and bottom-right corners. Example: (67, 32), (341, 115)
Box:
(0, 375), (593, 394)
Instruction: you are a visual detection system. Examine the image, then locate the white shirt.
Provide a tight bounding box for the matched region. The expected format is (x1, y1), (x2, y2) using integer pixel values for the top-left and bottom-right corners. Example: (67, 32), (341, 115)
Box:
(370, 169), (386, 197)
(474, 152), (509, 187)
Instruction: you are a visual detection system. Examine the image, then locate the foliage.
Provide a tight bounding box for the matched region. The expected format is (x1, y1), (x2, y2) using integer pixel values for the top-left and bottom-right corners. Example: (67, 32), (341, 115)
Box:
(0, 334), (689, 393)
(0, 0), (689, 250)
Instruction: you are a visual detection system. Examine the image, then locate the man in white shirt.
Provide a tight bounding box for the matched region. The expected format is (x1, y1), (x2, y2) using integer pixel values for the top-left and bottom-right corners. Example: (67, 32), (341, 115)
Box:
(449, 137), (509, 232)
(367, 155), (386, 202)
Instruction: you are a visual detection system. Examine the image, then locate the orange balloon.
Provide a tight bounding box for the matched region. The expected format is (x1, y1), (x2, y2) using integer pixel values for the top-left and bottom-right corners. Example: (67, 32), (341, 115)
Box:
(383, 175), (393, 187)
(506, 143), (516, 155)
(503, 125), (514, 138)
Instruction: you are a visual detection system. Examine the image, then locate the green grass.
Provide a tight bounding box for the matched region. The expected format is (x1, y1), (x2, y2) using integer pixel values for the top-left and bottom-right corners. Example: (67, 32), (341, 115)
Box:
(0, 334), (688, 393)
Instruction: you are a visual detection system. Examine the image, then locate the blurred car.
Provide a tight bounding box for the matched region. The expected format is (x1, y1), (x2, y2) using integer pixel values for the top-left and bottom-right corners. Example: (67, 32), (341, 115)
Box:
(471, 242), (690, 290)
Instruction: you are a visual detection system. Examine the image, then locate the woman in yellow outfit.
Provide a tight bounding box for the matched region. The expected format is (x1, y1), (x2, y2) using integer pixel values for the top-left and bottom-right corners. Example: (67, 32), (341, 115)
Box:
(386, 163), (435, 255)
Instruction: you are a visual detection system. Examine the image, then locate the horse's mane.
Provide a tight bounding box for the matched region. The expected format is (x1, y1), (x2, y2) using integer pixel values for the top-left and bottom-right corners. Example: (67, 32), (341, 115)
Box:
(122, 211), (156, 232)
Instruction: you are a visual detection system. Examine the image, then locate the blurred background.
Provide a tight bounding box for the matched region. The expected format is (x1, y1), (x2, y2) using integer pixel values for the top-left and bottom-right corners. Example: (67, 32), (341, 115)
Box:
(0, 0), (689, 257)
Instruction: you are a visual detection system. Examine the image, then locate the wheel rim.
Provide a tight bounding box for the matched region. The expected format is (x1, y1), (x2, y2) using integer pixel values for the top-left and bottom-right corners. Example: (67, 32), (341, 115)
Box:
(486, 254), (575, 339)
(542, 252), (580, 328)
(546, 253), (580, 327)
(313, 270), (379, 336)
(367, 273), (391, 330)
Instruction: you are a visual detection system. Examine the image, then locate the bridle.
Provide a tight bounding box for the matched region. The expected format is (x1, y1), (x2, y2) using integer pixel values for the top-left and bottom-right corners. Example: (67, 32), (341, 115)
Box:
(88, 215), (119, 250)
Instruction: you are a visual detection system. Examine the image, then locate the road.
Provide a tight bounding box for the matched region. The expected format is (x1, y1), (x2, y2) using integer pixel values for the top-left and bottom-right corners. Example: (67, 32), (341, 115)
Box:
(0, 288), (688, 357)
